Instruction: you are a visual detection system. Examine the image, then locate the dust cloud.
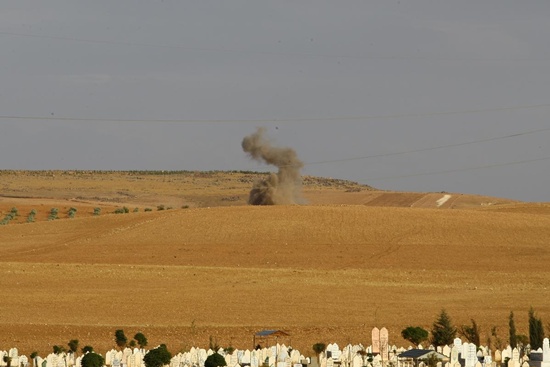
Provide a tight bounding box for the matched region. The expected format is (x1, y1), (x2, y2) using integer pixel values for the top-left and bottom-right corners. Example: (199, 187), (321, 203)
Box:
(241, 127), (304, 205)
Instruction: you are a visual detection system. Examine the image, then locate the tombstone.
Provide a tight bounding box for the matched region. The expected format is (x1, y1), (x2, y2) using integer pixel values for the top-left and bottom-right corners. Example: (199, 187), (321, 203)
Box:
(437, 347), (443, 354)
(278, 349), (289, 363)
(443, 346), (451, 357)
(243, 351), (252, 365)
(461, 343), (469, 360)
(543, 339), (550, 367)
(372, 328), (380, 354)
(330, 345), (341, 361)
(352, 355), (362, 367)
(467, 344), (477, 367)
(380, 328), (389, 361)
(326, 358), (334, 367)
(290, 350), (301, 364)
(453, 339), (462, 351)
(450, 347), (459, 365)
(474, 362), (482, 367)
(512, 348), (520, 367)
(75, 357), (81, 367)
(494, 350), (502, 363)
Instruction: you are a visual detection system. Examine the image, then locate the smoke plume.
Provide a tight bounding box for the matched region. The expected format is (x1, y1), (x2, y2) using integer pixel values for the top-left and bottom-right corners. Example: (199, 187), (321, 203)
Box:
(241, 127), (304, 205)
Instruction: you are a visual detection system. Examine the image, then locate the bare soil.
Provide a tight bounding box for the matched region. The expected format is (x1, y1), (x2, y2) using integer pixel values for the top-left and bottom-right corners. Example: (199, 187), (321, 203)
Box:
(0, 171), (548, 357)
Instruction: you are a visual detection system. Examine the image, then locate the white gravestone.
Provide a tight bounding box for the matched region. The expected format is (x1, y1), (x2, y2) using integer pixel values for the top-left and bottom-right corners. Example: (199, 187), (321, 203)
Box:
(542, 339), (550, 367)
(372, 328), (380, 354)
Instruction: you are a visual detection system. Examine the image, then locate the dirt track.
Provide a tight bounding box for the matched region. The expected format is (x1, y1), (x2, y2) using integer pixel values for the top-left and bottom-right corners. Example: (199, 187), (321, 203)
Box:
(0, 171), (549, 357)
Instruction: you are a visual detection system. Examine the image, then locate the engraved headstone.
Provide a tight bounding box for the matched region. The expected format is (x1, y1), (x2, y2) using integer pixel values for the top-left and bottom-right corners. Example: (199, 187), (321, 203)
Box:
(380, 328), (389, 361)
(372, 328), (380, 354)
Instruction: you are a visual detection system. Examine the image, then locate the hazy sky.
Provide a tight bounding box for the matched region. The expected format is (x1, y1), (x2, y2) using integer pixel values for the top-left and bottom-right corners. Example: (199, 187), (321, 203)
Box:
(1, 1), (549, 202)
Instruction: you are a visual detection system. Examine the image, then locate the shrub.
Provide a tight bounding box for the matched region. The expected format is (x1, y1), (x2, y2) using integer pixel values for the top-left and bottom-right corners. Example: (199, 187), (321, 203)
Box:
(144, 208), (153, 212)
(123, 206), (129, 213)
(401, 326), (428, 346)
(81, 346), (94, 354)
(157, 205), (165, 211)
(68, 339), (79, 354)
(114, 208), (125, 214)
(10, 207), (18, 216)
(182, 205), (190, 209)
(143, 345), (172, 367)
(134, 332), (148, 349)
(133, 207), (139, 213)
(52, 345), (65, 354)
(114, 329), (128, 349)
(81, 352), (104, 367)
(93, 208), (101, 216)
(48, 208), (59, 220)
(204, 353), (226, 367)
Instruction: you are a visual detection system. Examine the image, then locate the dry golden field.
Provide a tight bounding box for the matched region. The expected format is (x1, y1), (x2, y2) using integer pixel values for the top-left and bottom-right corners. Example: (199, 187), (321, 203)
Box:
(0, 171), (549, 357)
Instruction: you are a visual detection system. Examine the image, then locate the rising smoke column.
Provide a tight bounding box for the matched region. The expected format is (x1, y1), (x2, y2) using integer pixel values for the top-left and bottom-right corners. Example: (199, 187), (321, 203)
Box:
(241, 127), (304, 205)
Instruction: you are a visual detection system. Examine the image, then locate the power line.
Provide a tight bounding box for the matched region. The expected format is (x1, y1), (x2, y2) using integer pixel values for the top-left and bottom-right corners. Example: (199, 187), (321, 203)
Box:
(2, 30), (550, 62)
(304, 126), (550, 166)
(1, 102), (550, 123)
(362, 156), (550, 182)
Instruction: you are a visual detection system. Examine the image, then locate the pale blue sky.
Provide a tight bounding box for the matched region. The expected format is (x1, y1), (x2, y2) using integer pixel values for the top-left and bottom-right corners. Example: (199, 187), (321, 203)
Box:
(1, 1), (549, 201)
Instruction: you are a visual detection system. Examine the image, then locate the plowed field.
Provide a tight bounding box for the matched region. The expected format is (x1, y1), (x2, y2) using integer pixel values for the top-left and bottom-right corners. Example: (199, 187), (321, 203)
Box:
(0, 171), (548, 357)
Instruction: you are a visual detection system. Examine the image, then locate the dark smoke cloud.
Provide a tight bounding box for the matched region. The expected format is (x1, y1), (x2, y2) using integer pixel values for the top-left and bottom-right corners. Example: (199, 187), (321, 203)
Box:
(241, 127), (304, 205)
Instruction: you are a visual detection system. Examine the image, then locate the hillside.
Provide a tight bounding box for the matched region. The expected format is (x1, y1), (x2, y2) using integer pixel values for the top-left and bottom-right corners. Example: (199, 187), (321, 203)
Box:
(0, 171), (549, 356)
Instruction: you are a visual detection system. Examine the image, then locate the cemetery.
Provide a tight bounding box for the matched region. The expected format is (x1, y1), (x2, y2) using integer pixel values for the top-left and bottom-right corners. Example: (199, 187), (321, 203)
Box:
(2, 329), (550, 367)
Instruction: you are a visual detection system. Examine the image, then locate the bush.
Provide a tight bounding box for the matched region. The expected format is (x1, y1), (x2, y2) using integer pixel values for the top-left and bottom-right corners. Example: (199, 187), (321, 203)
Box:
(157, 205), (165, 211)
(401, 326), (428, 346)
(144, 208), (153, 212)
(114, 329), (128, 349)
(93, 208), (101, 216)
(133, 207), (139, 213)
(134, 332), (148, 349)
(143, 345), (172, 367)
(81, 346), (94, 354)
(204, 353), (226, 367)
(123, 206), (129, 213)
(48, 208), (59, 221)
(114, 208), (125, 214)
(81, 352), (104, 367)
(68, 339), (79, 354)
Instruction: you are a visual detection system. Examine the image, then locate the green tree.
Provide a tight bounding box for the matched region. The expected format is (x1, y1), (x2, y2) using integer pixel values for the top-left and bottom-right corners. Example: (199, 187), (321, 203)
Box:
(52, 345), (65, 355)
(81, 353), (104, 367)
(30, 352), (38, 367)
(68, 339), (79, 355)
(430, 309), (456, 347)
(143, 345), (172, 367)
(134, 332), (148, 349)
(204, 353), (227, 367)
(529, 307), (545, 350)
(401, 326), (429, 346)
(312, 343), (326, 365)
(115, 329), (128, 349)
(509, 311), (517, 349)
(81, 346), (94, 354)
(458, 319), (480, 346)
